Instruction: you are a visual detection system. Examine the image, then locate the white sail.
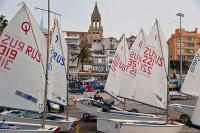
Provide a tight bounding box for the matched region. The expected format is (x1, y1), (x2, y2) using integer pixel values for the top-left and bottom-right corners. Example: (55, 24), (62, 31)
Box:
(104, 34), (129, 96)
(118, 29), (147, 99)
(0, 4), (47, 112)
(191, 93), (200, 126)
(130, 20), (168, 109)
(181, 48), (200, 97)
(48, 19), (68, 106)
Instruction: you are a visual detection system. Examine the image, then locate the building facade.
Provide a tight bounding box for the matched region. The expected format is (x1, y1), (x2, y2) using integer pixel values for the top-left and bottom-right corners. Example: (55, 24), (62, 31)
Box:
(168, 28), (200, 62)
(64, 33), (80, 72)
(62, 3), (132, 74)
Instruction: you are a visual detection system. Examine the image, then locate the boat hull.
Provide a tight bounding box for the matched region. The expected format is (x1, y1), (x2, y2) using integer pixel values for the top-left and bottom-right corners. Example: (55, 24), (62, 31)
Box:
(120, 122), (183, 133)
(0, 111), (78, 132)
(96, 111), (162, 121)
(0, 121), (58, 133)
(76, 100), (163, 121)
(97, 118), (183, 133)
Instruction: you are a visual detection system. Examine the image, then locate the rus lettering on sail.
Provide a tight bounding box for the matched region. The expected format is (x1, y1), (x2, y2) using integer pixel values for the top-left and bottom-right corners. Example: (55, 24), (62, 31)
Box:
(25, 45), (41, 63)
(111, 54), (120, 72)
(140, 44), (164, 76)
(0, 33), (41, 70)
(111, 54), (127, 72)
(48, 48), (65, 71)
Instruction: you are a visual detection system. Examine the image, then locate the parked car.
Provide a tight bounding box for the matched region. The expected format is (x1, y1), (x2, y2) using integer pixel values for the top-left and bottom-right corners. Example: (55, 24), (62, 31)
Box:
(169, 103), (194, 123)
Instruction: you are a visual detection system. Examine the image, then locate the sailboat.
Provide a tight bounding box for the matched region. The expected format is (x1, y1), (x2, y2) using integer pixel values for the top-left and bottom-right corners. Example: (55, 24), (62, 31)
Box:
(97, 20), (183, 133)
(0, 17), (79, 132)
(179, 47), (200, 128)
(0, 3), (59, 132)
(181, 48), (200, 97)
(76, 33), (163, 121)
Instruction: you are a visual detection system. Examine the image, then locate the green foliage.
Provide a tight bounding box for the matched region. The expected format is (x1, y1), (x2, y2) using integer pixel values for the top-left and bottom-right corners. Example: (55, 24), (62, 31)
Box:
(0, 15), (8, 34)
(170, 60), (191, 74)
(72, 46), (93, 71)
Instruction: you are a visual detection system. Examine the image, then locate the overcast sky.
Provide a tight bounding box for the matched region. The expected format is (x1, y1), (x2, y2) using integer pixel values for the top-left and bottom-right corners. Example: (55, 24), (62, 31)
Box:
(1, 0), (200, 39)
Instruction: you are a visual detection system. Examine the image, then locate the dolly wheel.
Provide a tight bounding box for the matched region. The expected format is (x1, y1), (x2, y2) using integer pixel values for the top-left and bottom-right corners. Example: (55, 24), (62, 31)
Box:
(83, 113), (91, 121)
(130, 109), (138, 113)
(180, 114), (190, 124)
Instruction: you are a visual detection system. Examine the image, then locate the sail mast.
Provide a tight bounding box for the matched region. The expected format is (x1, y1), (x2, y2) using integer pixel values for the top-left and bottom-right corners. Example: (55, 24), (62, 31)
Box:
(66, 45), (69, 120)
(42, 0), (50, 129)
(155, 20), (169, 124)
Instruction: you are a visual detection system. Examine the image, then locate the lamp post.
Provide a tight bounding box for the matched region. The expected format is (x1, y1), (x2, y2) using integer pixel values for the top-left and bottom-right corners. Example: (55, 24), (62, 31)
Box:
(176, 13), (184, 86)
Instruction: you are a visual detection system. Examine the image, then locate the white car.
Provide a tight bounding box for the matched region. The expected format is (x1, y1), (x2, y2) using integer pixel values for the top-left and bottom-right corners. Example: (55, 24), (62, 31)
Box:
(169, 91), (192, 100)
(169, 103), (194, 123)
(115, 99), (166, 115)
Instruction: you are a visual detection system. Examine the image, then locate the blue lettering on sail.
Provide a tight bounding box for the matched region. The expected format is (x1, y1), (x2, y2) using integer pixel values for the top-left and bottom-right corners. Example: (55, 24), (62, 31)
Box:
(48, 48), (65, 71)
(55, 35), (59, 43)
(15, 90), (37, 103)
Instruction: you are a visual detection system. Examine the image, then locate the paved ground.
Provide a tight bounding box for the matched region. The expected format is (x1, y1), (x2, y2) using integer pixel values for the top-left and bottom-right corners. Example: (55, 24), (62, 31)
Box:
(66, 94), (200, 133)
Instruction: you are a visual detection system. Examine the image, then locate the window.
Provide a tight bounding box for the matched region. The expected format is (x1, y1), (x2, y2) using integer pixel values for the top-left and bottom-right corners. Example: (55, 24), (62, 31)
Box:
(177, 37), (186, 40)
(109, 59), (113, 64)
(177, 49), (185, 54)
(186, 55), (194, 60)
(177, 42), (194, 47)
(187, 42), (194, 47)
(185, 49), (194, 54)
(188, 37), (194, 40)
(109, 51), (115, 55)
(102, 59), (106, 63)
(178, 55), (185, 60)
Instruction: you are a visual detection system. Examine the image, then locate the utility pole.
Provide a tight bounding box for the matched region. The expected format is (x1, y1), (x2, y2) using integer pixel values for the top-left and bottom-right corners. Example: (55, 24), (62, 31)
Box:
(176, 13), (184, 86)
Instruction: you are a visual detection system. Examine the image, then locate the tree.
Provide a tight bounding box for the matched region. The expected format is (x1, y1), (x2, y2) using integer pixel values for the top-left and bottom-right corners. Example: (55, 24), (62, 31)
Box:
(182, 61), (190, 74)
(0, 15), (8, 34)
(170, 60), (191, 74)
(170, 60), (179, 72)
(72, 46), (93, 71)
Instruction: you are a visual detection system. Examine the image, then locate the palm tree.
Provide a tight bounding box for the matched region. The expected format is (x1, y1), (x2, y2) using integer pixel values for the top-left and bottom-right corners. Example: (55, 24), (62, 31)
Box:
(0, 15), (8, 34)
(72, 46), (93, 71)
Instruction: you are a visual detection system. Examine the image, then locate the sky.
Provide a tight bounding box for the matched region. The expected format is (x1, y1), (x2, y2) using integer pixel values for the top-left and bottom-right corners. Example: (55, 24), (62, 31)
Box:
(1, 0), (200, 39)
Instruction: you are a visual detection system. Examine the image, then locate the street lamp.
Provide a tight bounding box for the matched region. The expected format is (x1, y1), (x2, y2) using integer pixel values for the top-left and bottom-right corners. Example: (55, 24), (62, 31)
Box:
(176, 13), (184, 86)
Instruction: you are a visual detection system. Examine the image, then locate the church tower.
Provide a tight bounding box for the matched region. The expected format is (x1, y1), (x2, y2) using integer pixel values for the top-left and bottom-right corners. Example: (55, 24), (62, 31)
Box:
(88, 2), (103, 44)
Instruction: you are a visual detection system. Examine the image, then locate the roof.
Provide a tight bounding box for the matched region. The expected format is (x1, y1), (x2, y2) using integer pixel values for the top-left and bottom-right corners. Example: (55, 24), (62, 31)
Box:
(91, 2), (101, 20)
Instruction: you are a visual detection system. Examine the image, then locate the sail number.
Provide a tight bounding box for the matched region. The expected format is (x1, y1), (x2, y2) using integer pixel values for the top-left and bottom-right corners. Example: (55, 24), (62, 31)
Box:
(0, 33), (41, 70)
(111, 44), (164, 78)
